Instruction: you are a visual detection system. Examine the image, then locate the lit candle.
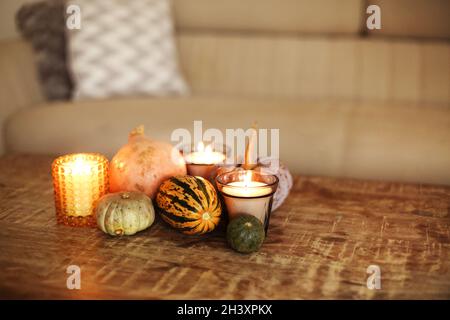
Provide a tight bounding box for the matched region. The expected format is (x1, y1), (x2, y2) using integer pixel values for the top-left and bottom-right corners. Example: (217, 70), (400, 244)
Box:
(222, 171), (272, 197)
(184, 142), (225, 165)
(216, 170), (278, 232)
(184, 142), (226, 180)
(52, 153), (109, 227)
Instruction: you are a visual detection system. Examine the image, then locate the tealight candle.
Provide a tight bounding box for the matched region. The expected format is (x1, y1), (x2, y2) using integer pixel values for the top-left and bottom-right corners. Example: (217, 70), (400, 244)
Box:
(216, 170), (278, 233)
(183, 142), (226, 180)
(52, 153), (109, 227)
(222, 176), (272, 197)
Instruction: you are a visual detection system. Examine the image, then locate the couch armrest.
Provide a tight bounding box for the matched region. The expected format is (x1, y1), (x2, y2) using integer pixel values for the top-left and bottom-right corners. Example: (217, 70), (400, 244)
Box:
(0, 38), (44, 155)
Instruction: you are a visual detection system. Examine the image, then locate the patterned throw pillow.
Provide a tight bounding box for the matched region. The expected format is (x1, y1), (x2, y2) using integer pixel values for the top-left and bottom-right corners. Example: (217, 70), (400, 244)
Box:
(68, 0), (188, 99)
(16, 0), (73, 100)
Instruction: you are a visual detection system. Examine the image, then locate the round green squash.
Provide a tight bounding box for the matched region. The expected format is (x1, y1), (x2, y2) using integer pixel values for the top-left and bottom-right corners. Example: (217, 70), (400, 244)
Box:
(227, 215), (265, 253)
(95, 191), (155, 236)
(156, 175), (222, 235)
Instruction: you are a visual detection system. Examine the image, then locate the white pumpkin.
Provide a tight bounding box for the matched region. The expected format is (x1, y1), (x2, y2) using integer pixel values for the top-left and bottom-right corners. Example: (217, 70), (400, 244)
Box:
(96, 191), (155, 236)
(255, 157), (293, 211)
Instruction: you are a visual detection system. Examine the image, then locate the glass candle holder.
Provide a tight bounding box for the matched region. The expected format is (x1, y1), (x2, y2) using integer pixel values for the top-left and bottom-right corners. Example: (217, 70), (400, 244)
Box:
(179, 142), (229, 181)
(52, 153), (109, 227)
(216, 170), (278, 233)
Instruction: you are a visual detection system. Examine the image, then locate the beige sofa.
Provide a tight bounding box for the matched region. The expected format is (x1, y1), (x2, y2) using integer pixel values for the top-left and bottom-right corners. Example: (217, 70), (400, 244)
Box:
(1, 0), (449, 185)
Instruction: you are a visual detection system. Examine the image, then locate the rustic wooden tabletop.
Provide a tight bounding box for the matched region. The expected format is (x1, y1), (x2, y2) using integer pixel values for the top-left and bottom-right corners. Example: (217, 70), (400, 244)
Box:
(0, 154), (449, 299)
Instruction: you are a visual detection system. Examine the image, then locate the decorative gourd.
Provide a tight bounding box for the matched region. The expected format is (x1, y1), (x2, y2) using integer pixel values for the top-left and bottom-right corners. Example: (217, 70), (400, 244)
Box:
(255, 157), (293, 211)
(214, 157), (292, 211)
(156, 176), (222, 235)
(109, 126), (187, 198)
(227, 214), (265, 253)
(96, 191), (155, 236)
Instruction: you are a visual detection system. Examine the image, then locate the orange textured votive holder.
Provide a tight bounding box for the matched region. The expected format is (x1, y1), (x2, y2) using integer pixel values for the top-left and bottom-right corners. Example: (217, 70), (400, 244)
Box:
(52, 153), (109, 227)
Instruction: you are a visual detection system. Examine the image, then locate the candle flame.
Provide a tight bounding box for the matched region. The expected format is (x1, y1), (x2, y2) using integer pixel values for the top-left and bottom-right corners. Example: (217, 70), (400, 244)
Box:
(187, 142), (224, 165)
(243, 170), (253, 187)
(197, 141), (205, 152)
(197, 141), (213, 154)
(71, 156), (92, 175)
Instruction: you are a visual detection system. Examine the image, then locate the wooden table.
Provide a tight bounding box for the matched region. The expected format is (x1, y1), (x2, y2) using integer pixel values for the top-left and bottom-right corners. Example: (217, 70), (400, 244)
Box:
(0, 154), (449, 299)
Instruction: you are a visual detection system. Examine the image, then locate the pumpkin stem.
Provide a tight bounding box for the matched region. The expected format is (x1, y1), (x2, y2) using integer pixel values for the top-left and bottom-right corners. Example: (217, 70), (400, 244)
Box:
(202, 212), (211, 220)
(129, 125), (145, 140)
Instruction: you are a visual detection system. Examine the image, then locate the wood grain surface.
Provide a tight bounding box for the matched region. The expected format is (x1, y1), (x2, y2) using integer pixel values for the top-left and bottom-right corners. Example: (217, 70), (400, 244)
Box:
(0, 154), (449, 299)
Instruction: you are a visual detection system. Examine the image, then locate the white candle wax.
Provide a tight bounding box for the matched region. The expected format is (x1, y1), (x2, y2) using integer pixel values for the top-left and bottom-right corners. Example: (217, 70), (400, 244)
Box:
(222, 181), (272, 197)
(184, 142), (225, 165)
(64, 156), (99, 216)
(184, 151), (225, 165)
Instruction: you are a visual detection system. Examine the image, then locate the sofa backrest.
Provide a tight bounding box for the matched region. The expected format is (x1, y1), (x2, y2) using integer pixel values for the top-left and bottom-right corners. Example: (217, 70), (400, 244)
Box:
(173, 0), (450, 39)
(173, 0), (450, 105)
(177, 35), (449, 104)
(368, 0), (450, 40)
(173, 0), (363, 35)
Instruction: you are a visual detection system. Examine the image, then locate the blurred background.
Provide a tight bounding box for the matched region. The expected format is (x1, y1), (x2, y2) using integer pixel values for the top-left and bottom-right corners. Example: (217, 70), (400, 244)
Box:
(0, 0), (449, 185)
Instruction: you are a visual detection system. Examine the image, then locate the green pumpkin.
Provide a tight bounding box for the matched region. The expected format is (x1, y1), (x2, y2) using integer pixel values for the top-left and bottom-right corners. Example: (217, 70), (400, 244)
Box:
(95, 191), (155, 236)
(156, 175), (222, 235)
(227, 215), (265, 253)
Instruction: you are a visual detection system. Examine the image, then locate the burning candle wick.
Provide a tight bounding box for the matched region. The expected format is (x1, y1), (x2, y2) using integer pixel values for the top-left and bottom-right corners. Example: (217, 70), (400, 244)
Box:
(184, 142), (225, 165)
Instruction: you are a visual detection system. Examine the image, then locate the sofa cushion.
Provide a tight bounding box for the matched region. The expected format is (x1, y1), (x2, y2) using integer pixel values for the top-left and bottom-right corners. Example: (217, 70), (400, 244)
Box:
(68, 0), (188, 99)
(173, 0), (363, 35)
(5, 97), (450, 185)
